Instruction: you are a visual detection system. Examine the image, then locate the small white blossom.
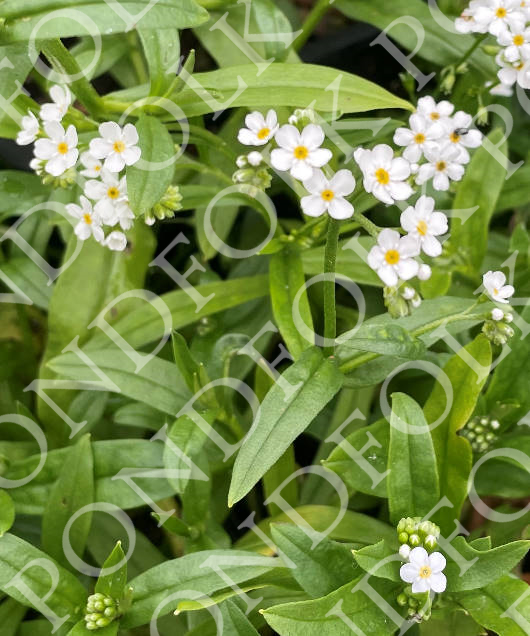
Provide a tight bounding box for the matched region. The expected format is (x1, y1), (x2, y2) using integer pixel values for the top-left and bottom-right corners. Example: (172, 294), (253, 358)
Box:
(456, 0), (487, 33)
(497, 56), (530, 88)
(483, 270), (515, 303)
(491, 307), (505, 320)
(498, 23), (530, 61)
(367, 228), (420, 287)
(416, 96), (454, 126)
(354, 144), (413, 205)
(301, 169), (355, 219)
(105, 231), (128, 251)
(418, 264), (432, 281)
(473, 0), (525, 36)
(40, 85), (72, 122)
(84, 170), (127, 223)
(271, 124), (332, 181)
(90, 122), (141, 173)
(247, 151), (263, 166)
(34, 121), (78, 177)
(66, 196), (104, 242)
(113, 201), (135, 231)
(80, 152), (103, 178)
(416, 145), (465, 191)
(441, 112), (483, 163)
(400, 547), (447, 594)
(399, 544), (411, 560)
(393, 114), (444, 162)
(16, 111), (39, 145)
(237, 110), (278, 146)
(400, 196), (448, 258)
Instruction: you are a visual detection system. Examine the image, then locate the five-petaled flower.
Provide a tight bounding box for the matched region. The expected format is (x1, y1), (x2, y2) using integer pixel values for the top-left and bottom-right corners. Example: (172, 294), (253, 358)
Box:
(34, 121), (78, 176)
(16, 111), (39, 146)
(66, 196), (104, 242)
(367, 228), (420, 287)
(40, 85), (72, 123)
(483, 270), (515, 303)
(238, 110), (278, 146)
(90, 122), (141, 173)
(400, 547), (447, 594)
(355, 144), (413, 205)
(400, 196), (448, 258)
(271, 124), (332, 181)
(301, 169), (356, 219)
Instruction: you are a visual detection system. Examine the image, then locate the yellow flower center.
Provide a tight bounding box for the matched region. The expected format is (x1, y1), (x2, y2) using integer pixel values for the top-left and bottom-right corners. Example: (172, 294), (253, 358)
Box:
(419, 566), (432, 579)
(321, 189), (334, 201)
(414, 133), (426, 144)
(436, 161), (447, 172)
(113, 140), (126, 153)
(450, 131), (461, 143)
(57, 142), (68, 155)
(496, 7), (507, 17)
(430, 112), (440, 121)
(294, 145), (309, 159)
(257, 127), (270, 140)
(95, 165), (101, 172)
(516, 61), (525, 69)
(107, 187), (120, 199)
(493, 287), (499, 295)
(375, 168), (390, 185)
(385, 249), (400, 265)
(417, 220), (428, 236)
(514, 34), (525, 46)
(83, 213), (92, 225)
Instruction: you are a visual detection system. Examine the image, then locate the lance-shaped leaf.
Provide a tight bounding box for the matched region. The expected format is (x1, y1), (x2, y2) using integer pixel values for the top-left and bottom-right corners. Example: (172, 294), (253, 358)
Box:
(0, 491), (15, 537)
(219, 599), (260, 636)
(228, 347), (343, 506)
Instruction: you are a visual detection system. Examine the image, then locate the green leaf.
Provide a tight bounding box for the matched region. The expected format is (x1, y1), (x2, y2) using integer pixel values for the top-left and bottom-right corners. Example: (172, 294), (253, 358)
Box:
(459, 575), (530, 635)
(450, 129), (508, 274)
(445, 537), (530, 592)
(0, 598), (26, 636)
(353, 540), (400, 582)
(0, 533), (86, 621)
(41, 434), (94, 569)
(164, 413), (210, 494)
(126, 115), (176, 217)
(263, 576), (403, 636)
(270, 524), (358, 597)
(419, 608), (484, 635)
(0, 0), (208, 42)
(219, 599), (260, 636)
(496, 163), (530, 213)
(172, 331), (200, 393)
(270, 247), (314, 360)
(337, 323), (426, 359)
(122, 550), (281, 628)
(66, 620), (118, 636)
(95, 541), (127, 600)
(425, 335), (492, 533)
(0, 170), (48, 214)
(387, 393), (440, 525)
(229, 347), (344, 506)
(109, 63), (413, 117)
(138, 29), (180, 96)
(334, 0), (495, 77)
(0, 259), (53, 310)
(0, 490), (15, 537)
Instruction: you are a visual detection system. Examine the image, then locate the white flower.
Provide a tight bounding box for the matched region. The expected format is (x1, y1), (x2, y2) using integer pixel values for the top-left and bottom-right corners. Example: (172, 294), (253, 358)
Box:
(393, 114), (444, 163)
(354, 144), (413, 205)
(400, 547), (447, 594)
(301, 169), (355, 219)
(105, 231), (128, 251)
(488, 78), (514, 96)
(89, 122), (141, 172)
(34, 121), (78, 177)
(237, 110), (278, 146)
(416, 96), (454, 126)
(497, 57), (530, 88)
(441, 112), (483, 163)
(491, 307), (505, 320)
(40, 85), (72, 122)
(415, 145), (465, 191)
(474, 0), (525, 36)
(400, 196), (448, 258)
(271, 124), (332, 181)
(367, 228), (420, 287)
(80, 151), (103, 178)
(66, 196), (104, 242)
(16, 111), (39, 145)
(399, 544), (411, 560)
(483, 270), (515, 303)
(418, 264), (432, 281)
(84, 170), (127, 223)
(498, 24), (530, 61)
(247, 151), (263, 166)
(113, 201), (135, 231)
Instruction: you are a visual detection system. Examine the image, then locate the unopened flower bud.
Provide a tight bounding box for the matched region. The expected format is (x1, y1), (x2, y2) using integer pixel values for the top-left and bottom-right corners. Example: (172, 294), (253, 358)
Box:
(397, 593), (408, 606)
(399, 544), (411, 560)
(247, 151), (263, 166)
(409, 533), (421, 547)
(418, 264), (432, 281)
(491, 308), (504, 321)
(398, 532), (409, 544)
(424, 534), (437, 551)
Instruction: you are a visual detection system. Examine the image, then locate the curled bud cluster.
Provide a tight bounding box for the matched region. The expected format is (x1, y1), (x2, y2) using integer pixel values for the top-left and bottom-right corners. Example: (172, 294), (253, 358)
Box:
(233, 152), (271, 195)
(397, 517), (440, 552)
(288, 108), (317, 128)
(84, 593), (119, 631)
(384, 285), (422, 319)
(30, 159), (77, 188)
(144, 185), (183, 225)
(482, 309), (514, 346)
(460, 415), (500, 454)
(396, 585), (430, 621)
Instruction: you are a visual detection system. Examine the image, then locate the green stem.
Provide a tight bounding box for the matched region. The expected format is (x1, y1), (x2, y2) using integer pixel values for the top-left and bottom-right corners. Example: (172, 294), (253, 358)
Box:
(293, 0), (332, 52)
(458, 33), (488, 66)
(338, 311), (487, 374)
(127, 32), (149, 85)
(352, 211), (381, 238)
(323, 217), (341, 357)
(40, 39), (103, 117)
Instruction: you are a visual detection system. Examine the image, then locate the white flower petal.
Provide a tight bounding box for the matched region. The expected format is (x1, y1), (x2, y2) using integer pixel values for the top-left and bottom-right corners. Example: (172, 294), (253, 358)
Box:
(307, 148), (332, 168)
(301, 194), (327, 217)
(301, 124), (325, 149)
(275, 124), (300, 150)
(303, 169), (328, 195)
(422, 234), (443, 257)
(397, 257), (419, 280)
(99, 121), (121, 141)
(429, 572), (447, 593)
(330, 169), (356, 196)
(428, 552), (446, 573)
(270, 148), (293, 172)
(378, 264), (399, 287)
(290, 159), (313, 181)
(409, 547), (429, 566)
(105, 153), (125, 173)
(328, 197), (354, 220)
(400, 563), (419, 583)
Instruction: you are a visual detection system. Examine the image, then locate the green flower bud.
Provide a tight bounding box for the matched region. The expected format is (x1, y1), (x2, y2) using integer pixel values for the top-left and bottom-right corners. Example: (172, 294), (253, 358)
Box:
(94, 602), (105, 611)
(397, 593), (408, 607)
(104, 607), (116, 618)
(424, 534), (437, 551)
(397, 519), (407, 533)
(96, 617), (110, 627)
(86, 622), (98, 631)
(398, 532), (409, 544)
(409, 533), (421, 547)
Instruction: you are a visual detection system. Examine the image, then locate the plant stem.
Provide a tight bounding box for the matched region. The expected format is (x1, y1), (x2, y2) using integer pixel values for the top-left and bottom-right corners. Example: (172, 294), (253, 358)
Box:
(323, 217), (341, 357)
(40, 39), (103, 117)
(458, 33), (488, 66)
(352, 211), (381, 238)
(127, 32), (149, 85)
(294, 0), (331, 52)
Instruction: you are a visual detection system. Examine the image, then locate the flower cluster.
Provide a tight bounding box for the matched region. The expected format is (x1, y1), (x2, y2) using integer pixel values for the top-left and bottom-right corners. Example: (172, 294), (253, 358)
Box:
(16, 85), (142, 252)
(456, 0), (530, 93)
(84, 592), (119, 631)
(481, 270), (516, 344)
(460, 414), (500, 453)
(397, 517), (441, 554)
